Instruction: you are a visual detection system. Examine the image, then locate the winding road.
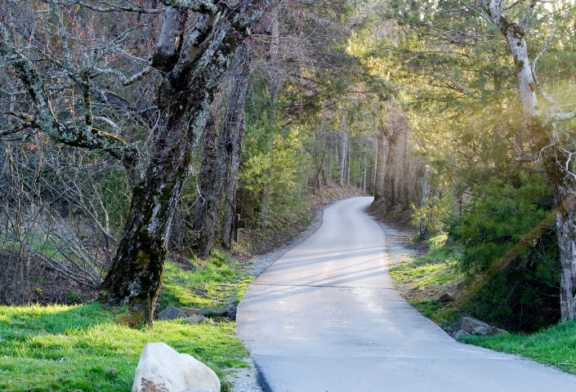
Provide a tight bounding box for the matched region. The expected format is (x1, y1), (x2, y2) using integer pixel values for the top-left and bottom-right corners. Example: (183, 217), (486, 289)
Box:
(236, 197), (576, 391)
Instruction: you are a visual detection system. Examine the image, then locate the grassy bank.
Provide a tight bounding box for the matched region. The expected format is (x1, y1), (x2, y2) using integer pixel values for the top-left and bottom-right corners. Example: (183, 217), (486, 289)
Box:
(0, 252), (251, 392)
(389, 234), (576, 375)
(389, 234), (463, 326)
(0, 304), (247, 391)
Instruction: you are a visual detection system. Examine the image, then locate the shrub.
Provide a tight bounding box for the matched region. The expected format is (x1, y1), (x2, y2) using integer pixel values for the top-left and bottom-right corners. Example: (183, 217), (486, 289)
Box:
(448, 173), (561, 331)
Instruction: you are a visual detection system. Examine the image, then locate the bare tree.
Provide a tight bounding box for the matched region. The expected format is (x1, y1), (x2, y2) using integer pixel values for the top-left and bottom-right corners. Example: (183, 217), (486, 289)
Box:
(0, 0), (279, 326)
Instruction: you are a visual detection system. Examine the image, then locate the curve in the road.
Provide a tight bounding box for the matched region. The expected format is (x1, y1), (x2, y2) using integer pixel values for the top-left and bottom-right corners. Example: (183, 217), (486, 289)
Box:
(237, 197), (576, 392)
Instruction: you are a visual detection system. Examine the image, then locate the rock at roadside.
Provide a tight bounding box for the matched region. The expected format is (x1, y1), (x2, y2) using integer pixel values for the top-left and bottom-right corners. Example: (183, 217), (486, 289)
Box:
(437, 293), (454, 304)
(184, 315), (208, 324)
(180, 307), (200, 317)
(157, 306), (186, 320)
(488, 327), (509, 336)
(458, 317), (492, 336)
(226, 304), (237, 321)
(198, 307), (227, 317)
(132, 342), (220, 392)
(454, 330), (472, 341)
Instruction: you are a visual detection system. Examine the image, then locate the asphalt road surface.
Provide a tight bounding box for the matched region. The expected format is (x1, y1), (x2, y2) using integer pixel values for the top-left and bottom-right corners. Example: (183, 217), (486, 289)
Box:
(236, 197), (576, 392)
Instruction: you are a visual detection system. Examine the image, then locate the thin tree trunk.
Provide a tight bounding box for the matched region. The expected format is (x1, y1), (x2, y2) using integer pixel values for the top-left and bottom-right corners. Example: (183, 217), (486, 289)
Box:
(419, 158), (430, 238)
(221, 47), (251, 249)
(339, 129), (347, 186)
(196, 114), (218, 204)
(374, 130), (389, 201)
(372, 137), (377, 196)
(220, 113), (246, 248)
(362, 141), (367, 193)
(347, 137), (351, 186)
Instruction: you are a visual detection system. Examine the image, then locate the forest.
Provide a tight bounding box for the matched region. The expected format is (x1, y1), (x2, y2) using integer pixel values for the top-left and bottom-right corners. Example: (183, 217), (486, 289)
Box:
(2, 0), (576, 390)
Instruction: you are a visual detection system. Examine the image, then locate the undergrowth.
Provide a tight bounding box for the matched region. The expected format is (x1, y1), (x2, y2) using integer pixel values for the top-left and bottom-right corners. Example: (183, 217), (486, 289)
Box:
(158, 251), (252, 310)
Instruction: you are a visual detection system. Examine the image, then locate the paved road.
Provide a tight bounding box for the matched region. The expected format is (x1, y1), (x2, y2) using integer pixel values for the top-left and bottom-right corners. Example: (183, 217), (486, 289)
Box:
(236, 197), (576, 392)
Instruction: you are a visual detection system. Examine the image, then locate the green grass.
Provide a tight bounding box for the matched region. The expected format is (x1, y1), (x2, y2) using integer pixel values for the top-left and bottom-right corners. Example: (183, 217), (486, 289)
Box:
(0, 252), (255, 392)
(389, 234), (463, 325)
(0, 303), (248, 391)
(158, 251), (252, 310)
(464, 321), (576, 374)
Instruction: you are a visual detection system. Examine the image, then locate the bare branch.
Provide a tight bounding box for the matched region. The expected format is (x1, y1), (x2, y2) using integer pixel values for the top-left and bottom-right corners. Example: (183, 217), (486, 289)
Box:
(519, 0), (538, 30)
(69, 0), (166, 14)
(550, 108), (576, 123)
(92, 66), (154, 86)
(504, 0), (526, 11)
(5, 111), (37, 123)
(148, 6), (189, 71)
(160, 0), (220, 14)
(516, 156), (539, 162)
(94, 116), (119, 130)
(532, 12), (571, 104)
(0, 23), (138, 164)
(0, 122), (36, 137)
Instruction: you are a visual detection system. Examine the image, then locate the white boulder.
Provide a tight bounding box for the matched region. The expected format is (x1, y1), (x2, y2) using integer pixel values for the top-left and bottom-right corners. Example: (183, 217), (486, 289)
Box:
(132, 342), (220, 392)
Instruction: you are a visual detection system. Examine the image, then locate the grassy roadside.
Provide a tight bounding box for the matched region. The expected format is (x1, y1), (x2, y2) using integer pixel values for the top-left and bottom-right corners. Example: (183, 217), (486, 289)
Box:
(389, 234), (576, 375)
(0, 253), (251, 392)
(389, 234), (464, 326)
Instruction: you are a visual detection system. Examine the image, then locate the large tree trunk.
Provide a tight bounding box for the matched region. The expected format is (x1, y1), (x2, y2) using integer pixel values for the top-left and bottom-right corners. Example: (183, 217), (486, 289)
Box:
(555, 187), (576, 321)
(99, 11), (243, 326)
(192, 42), (251, 257)
(542, 147), (576, 321)
(1, 0), (279, 327)
(100, 48), (235, 325)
